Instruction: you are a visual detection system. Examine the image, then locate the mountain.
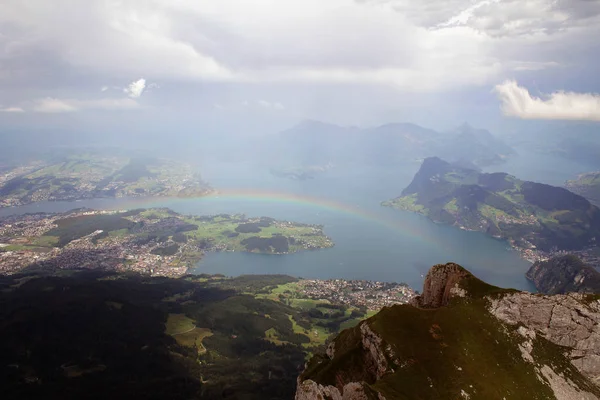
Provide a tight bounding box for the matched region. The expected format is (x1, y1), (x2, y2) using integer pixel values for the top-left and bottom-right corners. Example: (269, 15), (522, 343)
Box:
(267, 120), (513, 168)
(436, 123), (515, 167)
(527, 255), (600, 294)
(511, 122), (600, 169)
(383, 157), (600, 254)
(296, 263), (600, 400)
(566, 172), (600, 207)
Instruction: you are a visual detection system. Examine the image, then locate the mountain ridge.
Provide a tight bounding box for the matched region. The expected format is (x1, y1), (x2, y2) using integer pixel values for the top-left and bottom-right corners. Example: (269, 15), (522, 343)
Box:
(267, 120), (514, 168)
(383, 157), (600, 258)
(296, 263), (600, 400)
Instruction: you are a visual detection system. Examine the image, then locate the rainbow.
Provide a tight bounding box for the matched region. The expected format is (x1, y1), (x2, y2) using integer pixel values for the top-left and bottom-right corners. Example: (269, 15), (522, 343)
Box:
(112, 188), (437, 245)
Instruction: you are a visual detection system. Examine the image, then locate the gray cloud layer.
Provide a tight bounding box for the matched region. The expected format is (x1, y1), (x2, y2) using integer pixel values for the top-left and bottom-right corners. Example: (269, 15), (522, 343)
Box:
(0, 0), (599, 123)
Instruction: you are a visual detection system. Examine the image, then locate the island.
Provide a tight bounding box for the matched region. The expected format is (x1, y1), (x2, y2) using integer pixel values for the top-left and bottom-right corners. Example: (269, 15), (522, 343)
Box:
(0, 154), (213, 207)
(383, 157), (600, 262)
(0, 208), (334, 276)
(566, 171), (600, 207)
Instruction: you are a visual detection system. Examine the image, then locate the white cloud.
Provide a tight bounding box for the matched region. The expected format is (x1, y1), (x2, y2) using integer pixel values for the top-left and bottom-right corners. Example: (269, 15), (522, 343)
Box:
(0, 106), (25, 112)
(494, 80), (600, 121)
(0, 0), (598, 95)
(33, 97), (140, 113)
(34, 98), (78, 113)
(101, 86), (108, 92)
(123, 78), (146, 98)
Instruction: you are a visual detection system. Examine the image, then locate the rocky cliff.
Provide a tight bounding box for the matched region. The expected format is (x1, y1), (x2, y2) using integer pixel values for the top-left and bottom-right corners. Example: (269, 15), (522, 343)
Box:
(527, 255), (600, 294)
(296, 263), (600, 400)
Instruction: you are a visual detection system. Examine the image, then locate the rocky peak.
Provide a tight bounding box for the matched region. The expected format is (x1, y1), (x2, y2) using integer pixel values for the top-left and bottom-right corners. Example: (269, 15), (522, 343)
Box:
(296, 263), (600, 400)
(410, 262), (471, 308)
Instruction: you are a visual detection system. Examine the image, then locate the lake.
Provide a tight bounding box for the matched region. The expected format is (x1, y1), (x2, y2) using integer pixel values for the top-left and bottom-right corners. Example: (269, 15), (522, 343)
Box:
(0, 157), (549, 291)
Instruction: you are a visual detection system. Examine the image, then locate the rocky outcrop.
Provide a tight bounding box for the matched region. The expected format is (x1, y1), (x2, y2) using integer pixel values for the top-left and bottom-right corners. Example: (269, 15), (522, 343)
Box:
(527, 255), (600, 294)
(411, 262), (470, 308)
(295, 380), (384, 400)
(297, 263), (600, 400)
(488, 292), (600, 384)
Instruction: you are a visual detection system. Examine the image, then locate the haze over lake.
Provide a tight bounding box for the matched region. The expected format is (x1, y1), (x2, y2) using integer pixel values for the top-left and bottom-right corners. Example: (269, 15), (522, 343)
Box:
(5, 152), (587, 292)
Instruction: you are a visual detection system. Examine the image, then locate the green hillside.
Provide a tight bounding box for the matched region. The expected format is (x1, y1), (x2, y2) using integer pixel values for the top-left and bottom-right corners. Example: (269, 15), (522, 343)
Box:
(383, 157), (600, 253)
(298, 263), (600, 400)
(566, 172), (600, 207)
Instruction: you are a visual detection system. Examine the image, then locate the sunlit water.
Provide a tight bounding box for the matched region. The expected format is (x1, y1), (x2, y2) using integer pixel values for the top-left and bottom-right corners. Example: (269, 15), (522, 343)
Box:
(0, 157), (551, 291)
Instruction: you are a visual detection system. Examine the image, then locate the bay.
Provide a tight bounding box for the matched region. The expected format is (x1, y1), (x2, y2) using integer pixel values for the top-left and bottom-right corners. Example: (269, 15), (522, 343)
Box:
(0, 160), (535, 291)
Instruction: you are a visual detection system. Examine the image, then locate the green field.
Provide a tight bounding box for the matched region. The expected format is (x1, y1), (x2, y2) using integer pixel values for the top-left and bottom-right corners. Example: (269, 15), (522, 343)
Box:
(165, 313), (196, 335)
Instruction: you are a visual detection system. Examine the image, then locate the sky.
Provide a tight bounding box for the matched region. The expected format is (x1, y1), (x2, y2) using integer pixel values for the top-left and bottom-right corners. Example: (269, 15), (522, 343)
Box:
(1, 0), (600, 137)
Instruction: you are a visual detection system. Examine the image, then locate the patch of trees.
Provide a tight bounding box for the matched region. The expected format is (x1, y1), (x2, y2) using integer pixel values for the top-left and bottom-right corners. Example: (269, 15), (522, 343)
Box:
(241, 235), (289, 253)
(91, 231), (109, 244)
(151, 243), (179, 256)
(172, 233), (188, 243)
(478, 173), (515, 192)
(316, 303), (347, 311)
(235, 223), (263, 233)
(521, 181), (591, 211)
(215, 275), (297, 294)
(114, 158), (157, 183)
(46, 214), (134, 247)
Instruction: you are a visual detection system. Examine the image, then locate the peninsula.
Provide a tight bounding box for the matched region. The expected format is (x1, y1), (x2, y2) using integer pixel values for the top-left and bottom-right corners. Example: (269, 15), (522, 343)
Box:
(383, 157), (600, 263)
(0, 208), (334, 276)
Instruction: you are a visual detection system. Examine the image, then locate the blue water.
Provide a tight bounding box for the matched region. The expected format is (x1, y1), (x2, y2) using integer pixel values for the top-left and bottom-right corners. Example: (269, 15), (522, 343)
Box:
(0, 160), (539, 291)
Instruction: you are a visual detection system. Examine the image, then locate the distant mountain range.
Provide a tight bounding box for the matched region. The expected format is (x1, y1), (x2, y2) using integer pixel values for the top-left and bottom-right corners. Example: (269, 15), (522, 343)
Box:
(265, 120), (514, 168)
(507, 121), (600, 168)
(383, 157), (600, 253)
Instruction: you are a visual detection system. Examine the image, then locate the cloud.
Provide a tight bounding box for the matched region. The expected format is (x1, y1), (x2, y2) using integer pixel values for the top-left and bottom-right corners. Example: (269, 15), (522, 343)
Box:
(33, 97), (140, 113)
(494, 80), (600, 121)
(0, 0), (598, 102)
(34, 98), (78, 113)
(123, 78), (146, 98)
(101, 86), (108, 92)
(0, 106), (25, 112)
(2, 0), (597, 94)
(257, 100), (284, 110)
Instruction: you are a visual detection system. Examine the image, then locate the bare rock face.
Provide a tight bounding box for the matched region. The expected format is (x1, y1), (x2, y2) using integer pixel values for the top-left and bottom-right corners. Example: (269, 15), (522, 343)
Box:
(295, 380), (385, 400)
(489, 292), (600, 384)
(526, 255), (600, 294)
(411, 262), (471, 308)
(296, 263), (600, 400)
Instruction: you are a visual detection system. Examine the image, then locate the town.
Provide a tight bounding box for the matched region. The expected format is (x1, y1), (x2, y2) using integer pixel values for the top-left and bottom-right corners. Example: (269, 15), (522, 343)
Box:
(0, 208), (334, 277)
(296, 278), (416, 310)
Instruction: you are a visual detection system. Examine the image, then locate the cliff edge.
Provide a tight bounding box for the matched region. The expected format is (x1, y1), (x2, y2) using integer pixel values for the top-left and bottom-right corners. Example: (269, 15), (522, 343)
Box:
(527, 255), (600, 294)
(296, 263), (600, 400)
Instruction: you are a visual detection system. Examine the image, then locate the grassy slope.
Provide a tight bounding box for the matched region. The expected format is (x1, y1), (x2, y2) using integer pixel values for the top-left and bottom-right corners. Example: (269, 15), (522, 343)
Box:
(385, 164), (600, 251)
(566, 172), (600, 207)
(301, 272), (600, 400)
